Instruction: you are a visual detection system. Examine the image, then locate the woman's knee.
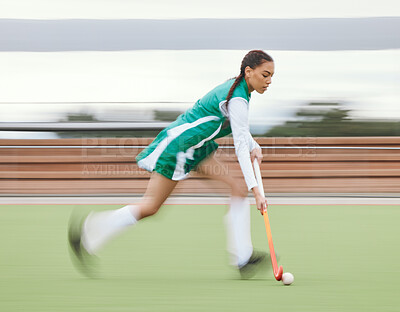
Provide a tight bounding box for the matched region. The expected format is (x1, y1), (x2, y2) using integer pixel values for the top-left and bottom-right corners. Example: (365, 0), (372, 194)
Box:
(231, 179), (248, 198)
(137, 201), (161, 219)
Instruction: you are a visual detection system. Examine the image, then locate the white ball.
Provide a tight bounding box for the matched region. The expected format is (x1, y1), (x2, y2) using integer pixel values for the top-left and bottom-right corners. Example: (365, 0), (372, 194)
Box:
(282, 272), (294, 285)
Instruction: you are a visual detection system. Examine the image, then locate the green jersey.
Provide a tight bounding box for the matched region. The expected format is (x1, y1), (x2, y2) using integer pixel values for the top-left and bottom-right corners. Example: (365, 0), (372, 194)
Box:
(136, 78), (251, 180)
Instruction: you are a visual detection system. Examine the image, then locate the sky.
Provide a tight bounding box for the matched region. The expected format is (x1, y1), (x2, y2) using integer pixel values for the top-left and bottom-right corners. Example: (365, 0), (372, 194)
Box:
(0, 1), (399, 138)
(1, 49), (398, 120)
(2, 18), (399, 51)
(1, 0), (400, 19)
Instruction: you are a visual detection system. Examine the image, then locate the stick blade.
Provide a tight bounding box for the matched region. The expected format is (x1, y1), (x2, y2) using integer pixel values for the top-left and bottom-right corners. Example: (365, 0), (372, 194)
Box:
(275, 265), (283, 281)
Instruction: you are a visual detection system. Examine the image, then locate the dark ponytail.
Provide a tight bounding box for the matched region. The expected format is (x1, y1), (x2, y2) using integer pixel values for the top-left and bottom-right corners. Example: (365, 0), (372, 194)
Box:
(225, 50), (273, 110)
(225, 73), (245, 108)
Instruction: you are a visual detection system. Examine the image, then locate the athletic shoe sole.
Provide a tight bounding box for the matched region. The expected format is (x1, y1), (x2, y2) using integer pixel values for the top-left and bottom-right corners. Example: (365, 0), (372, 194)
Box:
(68, 210), (99, 278)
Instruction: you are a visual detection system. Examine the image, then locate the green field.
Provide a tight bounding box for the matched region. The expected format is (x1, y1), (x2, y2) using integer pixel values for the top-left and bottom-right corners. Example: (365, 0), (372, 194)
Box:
(0, 203), (399, 312)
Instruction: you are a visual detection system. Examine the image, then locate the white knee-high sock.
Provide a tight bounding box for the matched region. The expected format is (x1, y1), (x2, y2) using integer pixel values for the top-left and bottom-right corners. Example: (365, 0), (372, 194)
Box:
(81, 205), (139, 255)
(224, 196), (253, 268)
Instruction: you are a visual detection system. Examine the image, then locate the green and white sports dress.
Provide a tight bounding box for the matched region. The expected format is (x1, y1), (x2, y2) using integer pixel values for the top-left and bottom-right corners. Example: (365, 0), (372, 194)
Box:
(136, 78), (252, 181)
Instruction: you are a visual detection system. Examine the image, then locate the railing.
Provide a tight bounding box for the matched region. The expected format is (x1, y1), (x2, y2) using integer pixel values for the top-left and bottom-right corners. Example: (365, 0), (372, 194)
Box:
(0, 122), (170, 131)
(1, 137), (400, 195)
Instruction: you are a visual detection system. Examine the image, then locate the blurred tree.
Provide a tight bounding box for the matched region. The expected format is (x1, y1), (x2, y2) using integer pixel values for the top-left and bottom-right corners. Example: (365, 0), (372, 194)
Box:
(54, 105), (400, 138)
(60, 112), (98, 122)
(265, 102), (400, 137)
(154, 110), (182, 121)
(56, 111), (163, 138)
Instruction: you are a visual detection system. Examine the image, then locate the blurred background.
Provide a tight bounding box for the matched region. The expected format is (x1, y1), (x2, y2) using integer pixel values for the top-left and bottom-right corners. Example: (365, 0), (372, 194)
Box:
(1, 48), (400, 138)
(1, 3), (400, 312)
(0, 1), (399, 139)
(0, 0), (399, 195)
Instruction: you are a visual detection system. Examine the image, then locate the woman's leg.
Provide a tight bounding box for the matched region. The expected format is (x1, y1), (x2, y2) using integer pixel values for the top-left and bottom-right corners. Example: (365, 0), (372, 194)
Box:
(196, 155), (248, 197)
(79, 172), (178, 255)
(196, 156), (255, 268)
(136, 172), (179, 219)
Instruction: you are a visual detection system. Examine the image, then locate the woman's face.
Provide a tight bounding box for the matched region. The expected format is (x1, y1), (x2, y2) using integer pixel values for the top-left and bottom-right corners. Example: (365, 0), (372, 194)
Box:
(245, 61), (275, 94)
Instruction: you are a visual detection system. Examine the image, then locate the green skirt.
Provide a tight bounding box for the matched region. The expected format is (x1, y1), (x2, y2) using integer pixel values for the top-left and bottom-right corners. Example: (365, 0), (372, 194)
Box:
(136, 115), (223, 180)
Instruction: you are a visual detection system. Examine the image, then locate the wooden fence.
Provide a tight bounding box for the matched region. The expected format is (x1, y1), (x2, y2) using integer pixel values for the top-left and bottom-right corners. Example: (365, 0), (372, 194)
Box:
(1, 137), (400, 195)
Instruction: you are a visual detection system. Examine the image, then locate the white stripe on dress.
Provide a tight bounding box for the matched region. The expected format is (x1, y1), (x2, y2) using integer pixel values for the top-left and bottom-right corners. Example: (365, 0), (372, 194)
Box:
(171, 122), (222, 180)
(137, 115), (220, 174)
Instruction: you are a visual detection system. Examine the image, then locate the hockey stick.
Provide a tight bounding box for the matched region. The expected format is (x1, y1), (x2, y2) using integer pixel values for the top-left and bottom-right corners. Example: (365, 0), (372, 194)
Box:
(253, 159), (283, 281)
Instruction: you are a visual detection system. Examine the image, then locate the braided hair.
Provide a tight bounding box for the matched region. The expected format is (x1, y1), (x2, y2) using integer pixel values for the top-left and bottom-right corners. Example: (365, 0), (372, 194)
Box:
(225, 50), (273, 110)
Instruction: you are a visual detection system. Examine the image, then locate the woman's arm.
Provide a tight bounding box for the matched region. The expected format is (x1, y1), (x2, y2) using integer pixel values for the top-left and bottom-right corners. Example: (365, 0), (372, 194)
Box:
(228, 97), (262, 186)
(228, 97), (266, 212)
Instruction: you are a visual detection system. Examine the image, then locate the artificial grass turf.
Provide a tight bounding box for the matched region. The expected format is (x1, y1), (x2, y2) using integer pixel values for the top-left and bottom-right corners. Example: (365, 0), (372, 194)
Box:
(0, 203), (399, 312)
